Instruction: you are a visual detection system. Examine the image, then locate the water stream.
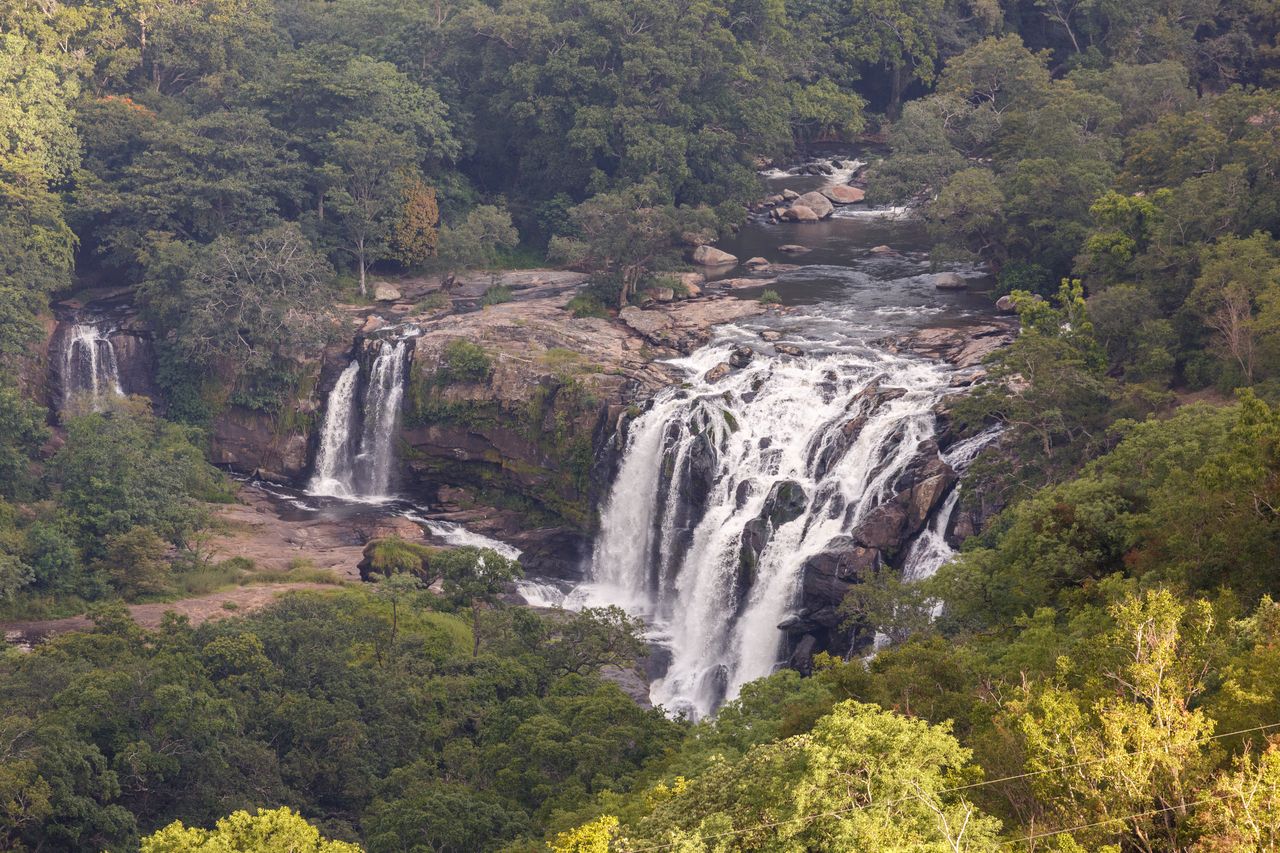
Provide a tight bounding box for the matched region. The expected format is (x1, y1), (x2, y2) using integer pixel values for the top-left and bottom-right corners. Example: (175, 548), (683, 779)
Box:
(309, 335), (414, 500)
(62, 323), (124, 410)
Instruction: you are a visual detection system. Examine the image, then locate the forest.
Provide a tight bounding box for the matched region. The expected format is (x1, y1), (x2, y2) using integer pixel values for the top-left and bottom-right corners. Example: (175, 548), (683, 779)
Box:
(4, 0), (1280, 850)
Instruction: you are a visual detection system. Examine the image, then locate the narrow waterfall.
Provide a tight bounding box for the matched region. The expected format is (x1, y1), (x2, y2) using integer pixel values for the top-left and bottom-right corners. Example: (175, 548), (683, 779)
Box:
(900, 428), (1002, 583)
(582, 342), (954, 718)
(308, 337), (412, 500)
(309, 361), (361, 497)
(62, 323), (123, 410)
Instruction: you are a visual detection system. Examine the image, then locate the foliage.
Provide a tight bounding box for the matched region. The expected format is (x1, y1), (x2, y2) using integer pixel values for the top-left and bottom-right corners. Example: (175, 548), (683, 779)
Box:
(141, 807), (361, 852)
(438, 339), (492, 384)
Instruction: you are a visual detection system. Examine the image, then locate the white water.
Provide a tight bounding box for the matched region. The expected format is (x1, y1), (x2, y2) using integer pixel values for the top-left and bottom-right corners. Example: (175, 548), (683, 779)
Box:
(308, 336), (413, 500)
(63, 323), (123, 410)
(579, 341), (954, 718)
(900, 427), (1003, 583)
(309, 361), (361, 498)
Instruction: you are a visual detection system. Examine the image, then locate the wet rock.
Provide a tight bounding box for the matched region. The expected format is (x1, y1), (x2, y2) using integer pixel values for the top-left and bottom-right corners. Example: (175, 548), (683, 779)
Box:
(729, 346), (754, 368)
(995, 294), (1017, 313)
(823, 185), (866, 204)
(775, 343), (803, 356)
(692, 245), (738, 266)
(777, 244), (810, 254)
(759, 329), (782, 342)
(879, 323), (1016, 369)
(782, 205), (820, 222)
(794, 191), (834, 219)
(744, 256), (770, 270)
(360, 315), (388, 334)
(932, 272), (968, 290)
(868, 245), (896, 255)
(781, 189), (800, 201)
(704, 362), (732, 383)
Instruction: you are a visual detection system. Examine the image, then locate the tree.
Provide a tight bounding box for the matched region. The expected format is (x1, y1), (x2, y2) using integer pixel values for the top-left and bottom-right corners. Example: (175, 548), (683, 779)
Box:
(1189, 233), (1280, 385)
(545, 606), (646, 676)
(433, 546), (522, 656)
(323, 121), (418, 296)
(613, 700), (1002, 851)
(141, 806), (361, 852)
(391, 177), (439, 266)
(436, 204), (519, 272)
(142, 222), (336, 380)
(549, 188), (719, 307)
(52, 399), (219, 557)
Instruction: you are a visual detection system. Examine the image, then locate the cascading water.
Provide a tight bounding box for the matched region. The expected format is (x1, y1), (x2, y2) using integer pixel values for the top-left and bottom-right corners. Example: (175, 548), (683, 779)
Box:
(62, 323), (123, 410)
(581, 339), (955, 718)
(308, 336), (412, 500)
(900, 427), (1002, 583)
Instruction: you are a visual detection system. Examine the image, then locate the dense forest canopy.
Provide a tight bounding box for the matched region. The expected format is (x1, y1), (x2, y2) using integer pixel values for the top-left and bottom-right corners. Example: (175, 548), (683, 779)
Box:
(5, 0), (1280, 850)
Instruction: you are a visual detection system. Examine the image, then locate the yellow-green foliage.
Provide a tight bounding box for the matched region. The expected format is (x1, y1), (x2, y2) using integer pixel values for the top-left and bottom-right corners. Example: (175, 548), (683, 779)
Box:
(141, 806), (362, 852)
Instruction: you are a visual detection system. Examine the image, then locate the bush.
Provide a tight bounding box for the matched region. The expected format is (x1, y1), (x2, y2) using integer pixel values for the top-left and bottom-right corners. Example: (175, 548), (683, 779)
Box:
(565, 292), (609, 319)
(759, 289), (781, 304)
(439, 339), (492, 383)
(415, 291), (450, 312)
(482, 284), (513, 305)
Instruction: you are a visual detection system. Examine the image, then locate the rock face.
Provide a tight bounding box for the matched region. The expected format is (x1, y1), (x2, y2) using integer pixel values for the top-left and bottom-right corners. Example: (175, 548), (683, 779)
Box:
(692, 245), (738, 266)
(210, 407), (313, 482)
(787, 439), (958, 664)
(793, 191), (834, 219)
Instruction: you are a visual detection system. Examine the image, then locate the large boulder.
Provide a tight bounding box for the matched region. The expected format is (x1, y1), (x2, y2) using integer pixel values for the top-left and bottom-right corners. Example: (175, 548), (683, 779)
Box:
(373, 281), (402, 302)
(782, 205), (820, 222)
(793, 191), (834, 219)
(692, 245), (738, 266)
(823, 185), (866, 204)
(932, 272), (968, 290)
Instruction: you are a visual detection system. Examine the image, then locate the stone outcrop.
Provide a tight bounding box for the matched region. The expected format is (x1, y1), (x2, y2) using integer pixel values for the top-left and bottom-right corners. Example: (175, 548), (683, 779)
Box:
(931, 272), (968, 290)
(879, 322), (1017, 370)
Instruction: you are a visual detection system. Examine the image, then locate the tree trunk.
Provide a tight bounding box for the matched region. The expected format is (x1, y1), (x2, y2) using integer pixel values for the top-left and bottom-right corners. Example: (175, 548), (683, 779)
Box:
(357, 237), (367, 297)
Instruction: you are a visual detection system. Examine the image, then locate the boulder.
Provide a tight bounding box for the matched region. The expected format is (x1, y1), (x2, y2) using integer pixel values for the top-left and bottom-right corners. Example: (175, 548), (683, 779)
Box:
(744, 256), (770, 269)
(763, 194), (785, 206)
(360, 315), (387, 335)
(653, 287), (676, 303)
(823, 185), (866, 204)
(704, 362), (732, 383)
(618, 306), (674, 338)
(868, 245), (895, 255)
(794, 191), (834, 219)
(676, 272), (704, 298)
(781, 189), (800, 201)
(759, 329), (782, 342)
(932, 272), (968, 290)
(775, 343), (803, 356)
(782, 205), (820, 222)
(373, 282), (402, 302)
(995, 294), (1017, 313)
(777, 244), (810, 254)
(729, 345), (754, 368)
(692, 245), (738, 266)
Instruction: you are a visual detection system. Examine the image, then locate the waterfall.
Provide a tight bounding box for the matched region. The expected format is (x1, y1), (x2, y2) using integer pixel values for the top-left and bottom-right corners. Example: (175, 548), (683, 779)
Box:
(580, 341), (954, 718)
(309, 361), (361, 497)
(62, 323), (123, 410)
(900, 427), (1002, 583)
(308, 337), (412, 500)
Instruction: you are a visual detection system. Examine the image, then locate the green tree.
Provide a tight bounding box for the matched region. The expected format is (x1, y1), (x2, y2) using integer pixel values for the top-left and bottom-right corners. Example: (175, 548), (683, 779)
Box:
(141, 806), (361, 852)
(436, 204), (519, 272)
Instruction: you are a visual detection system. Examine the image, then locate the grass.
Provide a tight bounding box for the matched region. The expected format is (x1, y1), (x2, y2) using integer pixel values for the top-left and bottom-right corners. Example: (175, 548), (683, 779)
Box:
(482, 284), (514, 305)
(759, 289), (782, 304)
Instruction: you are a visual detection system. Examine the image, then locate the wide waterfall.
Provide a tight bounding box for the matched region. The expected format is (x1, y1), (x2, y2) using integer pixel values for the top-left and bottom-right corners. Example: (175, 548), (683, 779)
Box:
(581, 339), (955, 718)
(308, 337), (412, 500)
(62, 323), (124, 410)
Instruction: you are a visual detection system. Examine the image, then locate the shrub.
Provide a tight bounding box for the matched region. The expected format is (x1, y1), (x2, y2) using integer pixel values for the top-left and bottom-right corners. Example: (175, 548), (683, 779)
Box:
(440, 339), (492, 383)
(482, 284), (513, 305)
(759, 289), (781, 304)
(566, 292), (609, 318)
